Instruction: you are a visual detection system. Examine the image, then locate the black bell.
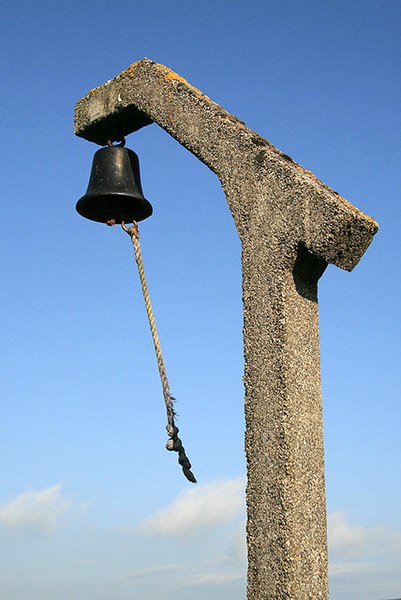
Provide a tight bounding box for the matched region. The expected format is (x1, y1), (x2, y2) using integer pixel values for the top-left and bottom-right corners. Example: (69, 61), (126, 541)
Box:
(76, 145), (153, 224)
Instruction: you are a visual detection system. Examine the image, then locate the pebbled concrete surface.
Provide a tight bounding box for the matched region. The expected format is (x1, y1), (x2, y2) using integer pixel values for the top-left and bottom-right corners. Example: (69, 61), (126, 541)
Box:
(75, 58), (378, 599)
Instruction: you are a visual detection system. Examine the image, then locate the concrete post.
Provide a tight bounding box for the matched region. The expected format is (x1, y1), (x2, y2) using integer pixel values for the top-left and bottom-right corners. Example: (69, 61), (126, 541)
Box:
(74, 59), (378, 598)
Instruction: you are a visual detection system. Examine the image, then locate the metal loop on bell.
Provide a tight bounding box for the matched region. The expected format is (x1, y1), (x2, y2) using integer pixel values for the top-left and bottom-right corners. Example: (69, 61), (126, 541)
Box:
(107, 136), (126, 147)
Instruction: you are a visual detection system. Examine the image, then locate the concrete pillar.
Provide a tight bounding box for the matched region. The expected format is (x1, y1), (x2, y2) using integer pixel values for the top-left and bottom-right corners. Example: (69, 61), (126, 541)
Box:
(75, 59), (378, 598)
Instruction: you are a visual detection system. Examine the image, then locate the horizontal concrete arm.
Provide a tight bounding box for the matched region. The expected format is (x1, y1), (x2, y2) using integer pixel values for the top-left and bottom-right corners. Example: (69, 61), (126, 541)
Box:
(74, 57), (249, 175)
(75, 58), (378, 270)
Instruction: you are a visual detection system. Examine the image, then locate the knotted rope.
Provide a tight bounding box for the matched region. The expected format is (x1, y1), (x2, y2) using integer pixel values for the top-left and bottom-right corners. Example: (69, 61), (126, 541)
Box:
(122, 221), (196, 484)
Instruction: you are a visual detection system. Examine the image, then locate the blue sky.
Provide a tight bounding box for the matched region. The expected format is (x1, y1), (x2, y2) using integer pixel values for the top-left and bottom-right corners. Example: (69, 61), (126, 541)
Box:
(0, 1), (400, 598)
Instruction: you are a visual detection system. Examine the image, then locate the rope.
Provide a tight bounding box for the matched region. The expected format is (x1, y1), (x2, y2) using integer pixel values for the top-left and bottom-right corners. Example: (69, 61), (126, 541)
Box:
(122, 221), (196, 484)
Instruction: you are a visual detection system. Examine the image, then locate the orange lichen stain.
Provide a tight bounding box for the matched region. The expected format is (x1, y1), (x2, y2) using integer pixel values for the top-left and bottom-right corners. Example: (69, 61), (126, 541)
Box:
(85, 61), (141, 98)
(156, 63), (213, 102)
(121, 59), (214, 103)
(87, 84), (104, 97)
(126, 60), (141, 76)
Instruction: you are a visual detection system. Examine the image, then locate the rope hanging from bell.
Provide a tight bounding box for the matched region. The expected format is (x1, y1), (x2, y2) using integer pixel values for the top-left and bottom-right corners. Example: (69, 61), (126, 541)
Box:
(122, 222), (196, 484)
(76, 135), (196, 483)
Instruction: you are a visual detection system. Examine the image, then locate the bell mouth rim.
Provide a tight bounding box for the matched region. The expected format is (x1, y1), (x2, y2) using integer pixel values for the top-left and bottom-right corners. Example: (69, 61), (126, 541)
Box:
(76, 192), (153, 224)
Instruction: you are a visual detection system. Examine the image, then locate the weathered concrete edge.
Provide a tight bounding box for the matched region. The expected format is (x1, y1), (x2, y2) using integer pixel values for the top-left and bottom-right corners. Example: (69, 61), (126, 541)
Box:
(74, 58), (378, 270)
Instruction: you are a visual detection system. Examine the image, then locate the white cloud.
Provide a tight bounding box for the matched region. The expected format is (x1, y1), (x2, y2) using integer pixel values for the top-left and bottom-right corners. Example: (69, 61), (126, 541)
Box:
(180, 572), (245, 587)
(138, 478), (245, 537)
(128, 561), (245, 594)
(131, 564), (181, 579)
(328, 511), (401, 554)
(329, 561), (374, 576)
(328, 510), (401, 596)
(231, 521), (247, 564)
(328, 511), (366, 547)
(0, 483), (70, 534)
